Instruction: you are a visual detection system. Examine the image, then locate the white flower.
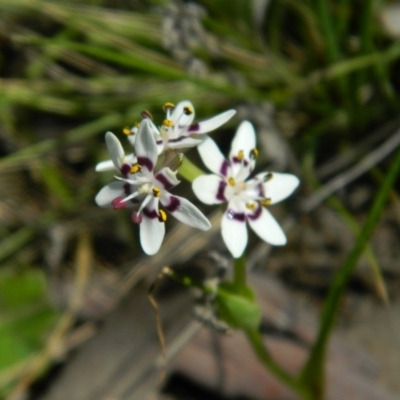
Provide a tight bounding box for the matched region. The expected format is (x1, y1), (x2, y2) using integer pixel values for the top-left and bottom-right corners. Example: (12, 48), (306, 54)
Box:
(95, 119), (211, 255)
(95, 100), (236, 171)
(127, 100), (236, 154)
(192, 121), (299, 258)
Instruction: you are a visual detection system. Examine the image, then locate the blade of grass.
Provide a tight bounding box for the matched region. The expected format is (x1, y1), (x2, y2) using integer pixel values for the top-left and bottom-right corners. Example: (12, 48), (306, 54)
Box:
(326, 196), (388, 303)
(300, 145), (400, 397)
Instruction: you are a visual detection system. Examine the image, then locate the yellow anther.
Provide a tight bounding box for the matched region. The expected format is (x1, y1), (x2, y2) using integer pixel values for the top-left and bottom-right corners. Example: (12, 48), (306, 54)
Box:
(163, 102), (175, 112)
(264, 172), (273, 182)
(158, 209), (167, 222)
(134, 121), (140, 127)
(237, 150), (244, 161)
(152, 187), (162, 198)
(245, 202), (257, 210)
(260, 198), (272, 206)
(130, 164), (142, 174)
(123, 126), (132, 136)
(228, 177), (236, 187)
(183, 106), (194, 115)
(250, 148), (259, 159)
(141, 110), (153, 120)
(162, 119), (174, 128)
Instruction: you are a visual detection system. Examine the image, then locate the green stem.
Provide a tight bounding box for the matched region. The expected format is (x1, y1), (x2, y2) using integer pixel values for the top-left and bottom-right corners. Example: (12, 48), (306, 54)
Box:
(316, 0), (340, 63)
(300, 146), (400, 396)
(178, 157), (205, 183)
(246, 329), (311, 400)
(233, 254), (247, 290)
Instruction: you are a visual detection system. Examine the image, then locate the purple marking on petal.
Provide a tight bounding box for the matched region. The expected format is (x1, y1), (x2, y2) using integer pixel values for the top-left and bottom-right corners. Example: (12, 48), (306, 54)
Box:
(257, 182), (265, 197)
(155, 172), (175, 190)
(219, 160), (229, 177)
(123, 183), (131, 195)
(187, 122), (200, 132)
(131, 211), (142, 224)
(164, 196), (180, 213)
(143, 208), (158, 219)
(156, 140), (164, 145)
(168, 136), (187, 143)
(121, 163), (131, 175)
(137, 156), (154, 172)
(226, 209), (246, 222)
(112, 196), (127, 210)
(247, 205), (262, 221)
(216, 180), (227, 202)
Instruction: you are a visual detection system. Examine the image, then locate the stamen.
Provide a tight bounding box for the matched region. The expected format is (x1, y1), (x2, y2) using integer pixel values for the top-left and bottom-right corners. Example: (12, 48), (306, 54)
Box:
(228, 177), (236, 187)
(130, 164), (142, 174)
(250, 148), (258, 159)
(152, 187), (162, 198)
(183, 105), (194, 115)
(112, 196), (128, 210)
(260, 198), (272, 206)
(245, 202), (257, 210)
(163, 102), (175, 112)
(264, 172), (273, 182)
(141, 110), (153, 120)
(123, 127), (132, 136)
(162, 119), (174, 128)
(158, 209), (167, 222)
(237, 150), (244, 161)
(131, 211), (143, 224)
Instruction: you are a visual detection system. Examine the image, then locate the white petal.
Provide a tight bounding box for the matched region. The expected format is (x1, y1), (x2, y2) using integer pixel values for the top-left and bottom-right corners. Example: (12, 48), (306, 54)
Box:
(95, 181), (126, 207)
(193, 109), (236, 134)
(257, 172), (300, 204)
(192, 175), (227, 205)
(167, 136), (202, 149)
(95, 159), (114, 172)
(105, 131), (127, 171)
(162, 194), (211, 231)
(229, 120), (256, 162)
(247, 207), (286, 245)
(197, 136), (229, 176)
(221, 202), (248, 258)
(140, 214), (165, 255)
(95, 153), (136, 172)
(170, 100), (195, 128)
(135, 119), (158, 172)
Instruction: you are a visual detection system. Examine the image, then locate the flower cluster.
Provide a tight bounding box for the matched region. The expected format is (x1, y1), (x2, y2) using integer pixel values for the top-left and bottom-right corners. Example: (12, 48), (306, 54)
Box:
(95, 101), (235, 255)
(95, 101), (299, 258)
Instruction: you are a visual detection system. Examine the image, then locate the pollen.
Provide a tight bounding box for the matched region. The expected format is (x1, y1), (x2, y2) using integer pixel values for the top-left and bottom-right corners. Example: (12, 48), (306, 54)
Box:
(141, 110), (153, 120)
(245, 202), (257, 210)
(163, 102), (175, 112)
(158, 209), (167, 222)
(260, 198), (272, 206)
(152, 187), (162, 198)
(228, 177), (236, 187)
(237, 150), (244, 161)
(123, 126), (132, 136)
(163, 119), (174, 128)
(183, 106), (194, 115)
(130, 164), (142, 174)
(250, 148), (259, 159)
(264, 172), (273, 182)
